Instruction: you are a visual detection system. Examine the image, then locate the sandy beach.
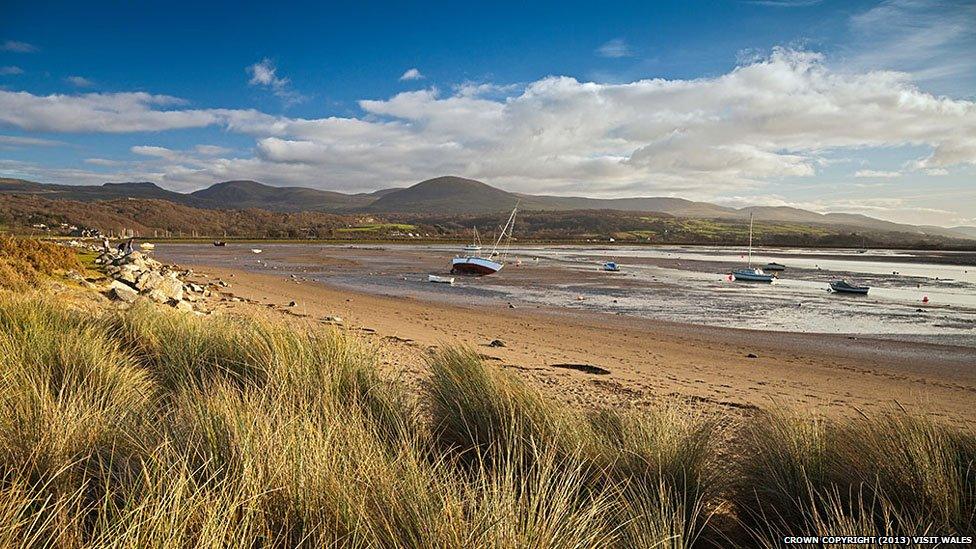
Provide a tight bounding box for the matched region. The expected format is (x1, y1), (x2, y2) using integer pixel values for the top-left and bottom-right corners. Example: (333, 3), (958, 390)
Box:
(166, 249), (976, 426)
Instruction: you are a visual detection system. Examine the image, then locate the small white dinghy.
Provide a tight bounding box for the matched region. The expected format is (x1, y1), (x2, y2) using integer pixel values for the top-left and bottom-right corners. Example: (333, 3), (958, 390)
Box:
(428, 274), (455, 285)
(251, 249), (263, 254)
(139, 242), (155, 251)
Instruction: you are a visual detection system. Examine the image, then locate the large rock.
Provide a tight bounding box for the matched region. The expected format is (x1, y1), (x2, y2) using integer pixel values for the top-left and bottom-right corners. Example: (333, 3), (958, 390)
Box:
(135, 271), (184, 301)
(146, 289), (170, 303)
(134, 270), (164, 291)
(108, 280), (138, 303)
(117, 263), (145, 284)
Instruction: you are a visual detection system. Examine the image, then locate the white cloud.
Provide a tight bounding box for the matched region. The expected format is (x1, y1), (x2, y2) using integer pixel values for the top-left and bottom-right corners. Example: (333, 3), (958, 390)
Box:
(1, 40), (37, 53)
(84, 158), (125, 166)
(0, 91), (219, 132)
(399, 68), (424, 81)
(0, 66), (23, 75)
(596, 38), (632, 58)
(194, 144), (232, 155)
(131, 145), (177, 158)
(65, 75), (94, 87)
(843, 0), (976, 95)
(247, 58), (305, 105)
(854, 169), (901, 178)
(0, 135), (64, 147)
(1, 48), (975, 202)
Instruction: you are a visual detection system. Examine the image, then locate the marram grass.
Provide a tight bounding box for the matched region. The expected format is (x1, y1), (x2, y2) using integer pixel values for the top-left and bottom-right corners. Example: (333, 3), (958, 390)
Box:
(0, 293), (972, 547)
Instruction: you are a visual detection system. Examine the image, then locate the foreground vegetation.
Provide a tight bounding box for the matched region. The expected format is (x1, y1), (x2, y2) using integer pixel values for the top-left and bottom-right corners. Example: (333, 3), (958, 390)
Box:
(0, 288), (972, 547)
(0, 235), (81, 290)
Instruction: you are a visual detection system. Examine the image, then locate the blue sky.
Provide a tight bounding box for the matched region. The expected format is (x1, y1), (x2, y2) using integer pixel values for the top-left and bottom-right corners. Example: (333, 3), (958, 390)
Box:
(1, 0), (974, 226)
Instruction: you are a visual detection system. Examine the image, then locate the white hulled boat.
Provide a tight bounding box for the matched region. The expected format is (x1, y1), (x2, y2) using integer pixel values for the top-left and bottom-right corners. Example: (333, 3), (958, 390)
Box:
(462, 227), (483, 253)
(732, 214), (774, 283)
(452, 203), (518, 276)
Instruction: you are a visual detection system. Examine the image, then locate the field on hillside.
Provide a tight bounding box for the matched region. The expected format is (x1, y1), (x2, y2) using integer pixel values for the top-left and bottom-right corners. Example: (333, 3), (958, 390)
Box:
(4, 193), (975, 249)
(0, 240), (972, 547)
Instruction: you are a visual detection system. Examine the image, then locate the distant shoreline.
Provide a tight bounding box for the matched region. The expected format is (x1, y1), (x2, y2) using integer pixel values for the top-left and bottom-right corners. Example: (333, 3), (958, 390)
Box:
(41, 235), (976, 253)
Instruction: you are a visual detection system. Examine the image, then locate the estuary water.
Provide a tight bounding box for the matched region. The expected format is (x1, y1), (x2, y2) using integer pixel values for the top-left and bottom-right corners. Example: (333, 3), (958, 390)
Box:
(156, 243), (976, 346)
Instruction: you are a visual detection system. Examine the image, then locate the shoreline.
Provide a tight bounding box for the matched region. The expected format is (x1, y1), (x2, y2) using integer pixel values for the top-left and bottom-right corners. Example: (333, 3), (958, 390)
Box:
(179, 261), (976, 426)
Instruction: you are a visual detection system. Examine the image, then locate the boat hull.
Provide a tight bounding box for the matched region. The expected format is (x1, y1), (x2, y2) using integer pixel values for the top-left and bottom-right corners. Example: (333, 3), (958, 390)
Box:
(830, 283), (869, 294)
(452, 257), (503, 275)
(733, 269), (774, 282)
(428, 275), (455, 284)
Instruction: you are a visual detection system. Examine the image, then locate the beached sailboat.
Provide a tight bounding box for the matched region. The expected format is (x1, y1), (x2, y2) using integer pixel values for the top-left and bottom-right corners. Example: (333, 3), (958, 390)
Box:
(763, 262), (786, 272)
(829, 280), (869, 294)
(463, 227), (483, 253)
(451, 203), (518, 276)
(732, 214), (775, 283)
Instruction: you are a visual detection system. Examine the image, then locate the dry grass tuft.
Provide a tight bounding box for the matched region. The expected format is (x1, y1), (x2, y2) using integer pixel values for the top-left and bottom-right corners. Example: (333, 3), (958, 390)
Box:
(0, 291), (971, 547)
(0, 237), (81, 290)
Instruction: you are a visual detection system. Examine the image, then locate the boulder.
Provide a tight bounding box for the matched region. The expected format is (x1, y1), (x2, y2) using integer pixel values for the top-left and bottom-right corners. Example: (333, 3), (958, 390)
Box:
(118, 264), (145, 284)
(146, 289), (170, 303)
(174, 300), (194, 313)
(134, 270), (165, 291)
(108, 281), (138, 303)
(135, 271), (184, 301)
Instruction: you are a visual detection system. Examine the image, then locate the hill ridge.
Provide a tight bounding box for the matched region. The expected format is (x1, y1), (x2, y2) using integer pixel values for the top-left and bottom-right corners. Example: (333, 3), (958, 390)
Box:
(0, 176), (970, 239)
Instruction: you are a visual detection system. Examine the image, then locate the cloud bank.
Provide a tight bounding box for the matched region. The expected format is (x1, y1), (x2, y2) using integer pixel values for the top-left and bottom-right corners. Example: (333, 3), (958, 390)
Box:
(0, 49), (973, 201)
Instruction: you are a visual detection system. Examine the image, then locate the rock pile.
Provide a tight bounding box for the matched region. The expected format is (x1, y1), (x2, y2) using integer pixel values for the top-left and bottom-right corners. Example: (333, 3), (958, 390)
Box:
(95, 248), (209, 312)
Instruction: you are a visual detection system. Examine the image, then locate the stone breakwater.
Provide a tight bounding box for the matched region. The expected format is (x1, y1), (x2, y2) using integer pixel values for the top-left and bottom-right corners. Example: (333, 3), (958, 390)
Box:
(78, 243), (212, 313)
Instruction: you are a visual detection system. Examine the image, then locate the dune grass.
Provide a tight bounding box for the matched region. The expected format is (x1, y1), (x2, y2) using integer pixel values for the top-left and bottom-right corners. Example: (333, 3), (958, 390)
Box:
(0, 236), (81, 290)
(0, 291), (972, 547)
(736, 408), (975, 546)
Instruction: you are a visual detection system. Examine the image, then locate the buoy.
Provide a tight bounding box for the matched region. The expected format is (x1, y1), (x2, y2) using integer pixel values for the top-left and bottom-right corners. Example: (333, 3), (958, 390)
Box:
(727, 274), (733, 282)
(922, 296), (929, 304)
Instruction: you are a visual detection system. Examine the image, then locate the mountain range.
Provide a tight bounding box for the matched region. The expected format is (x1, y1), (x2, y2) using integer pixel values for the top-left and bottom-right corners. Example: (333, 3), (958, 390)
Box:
(1, 175), (973, 240)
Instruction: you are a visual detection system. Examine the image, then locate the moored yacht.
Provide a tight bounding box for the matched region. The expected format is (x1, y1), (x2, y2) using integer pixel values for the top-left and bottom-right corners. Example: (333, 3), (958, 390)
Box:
(452, 204), (518, 276)
(732, 214), (775, 283)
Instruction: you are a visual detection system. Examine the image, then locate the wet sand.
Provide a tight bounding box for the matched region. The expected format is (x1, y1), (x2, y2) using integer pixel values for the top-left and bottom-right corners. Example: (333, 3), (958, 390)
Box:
(158, 243), (976, 345)
(173, 258), (976, 426)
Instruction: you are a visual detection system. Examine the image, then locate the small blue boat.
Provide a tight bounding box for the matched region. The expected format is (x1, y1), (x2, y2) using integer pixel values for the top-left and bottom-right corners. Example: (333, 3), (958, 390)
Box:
(733, 267), (774, 282)
(602, 261), (620, 272)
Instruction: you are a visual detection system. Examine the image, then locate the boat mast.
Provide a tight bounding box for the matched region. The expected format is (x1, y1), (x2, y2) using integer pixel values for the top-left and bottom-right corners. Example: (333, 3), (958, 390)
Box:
(490, 202), (519, 258)
(747, 213), (754, 267)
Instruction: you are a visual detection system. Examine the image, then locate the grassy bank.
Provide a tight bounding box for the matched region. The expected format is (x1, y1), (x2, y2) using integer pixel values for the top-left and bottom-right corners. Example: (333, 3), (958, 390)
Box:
(0, 286), (972, 547)
(0, 236), (81, 290)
